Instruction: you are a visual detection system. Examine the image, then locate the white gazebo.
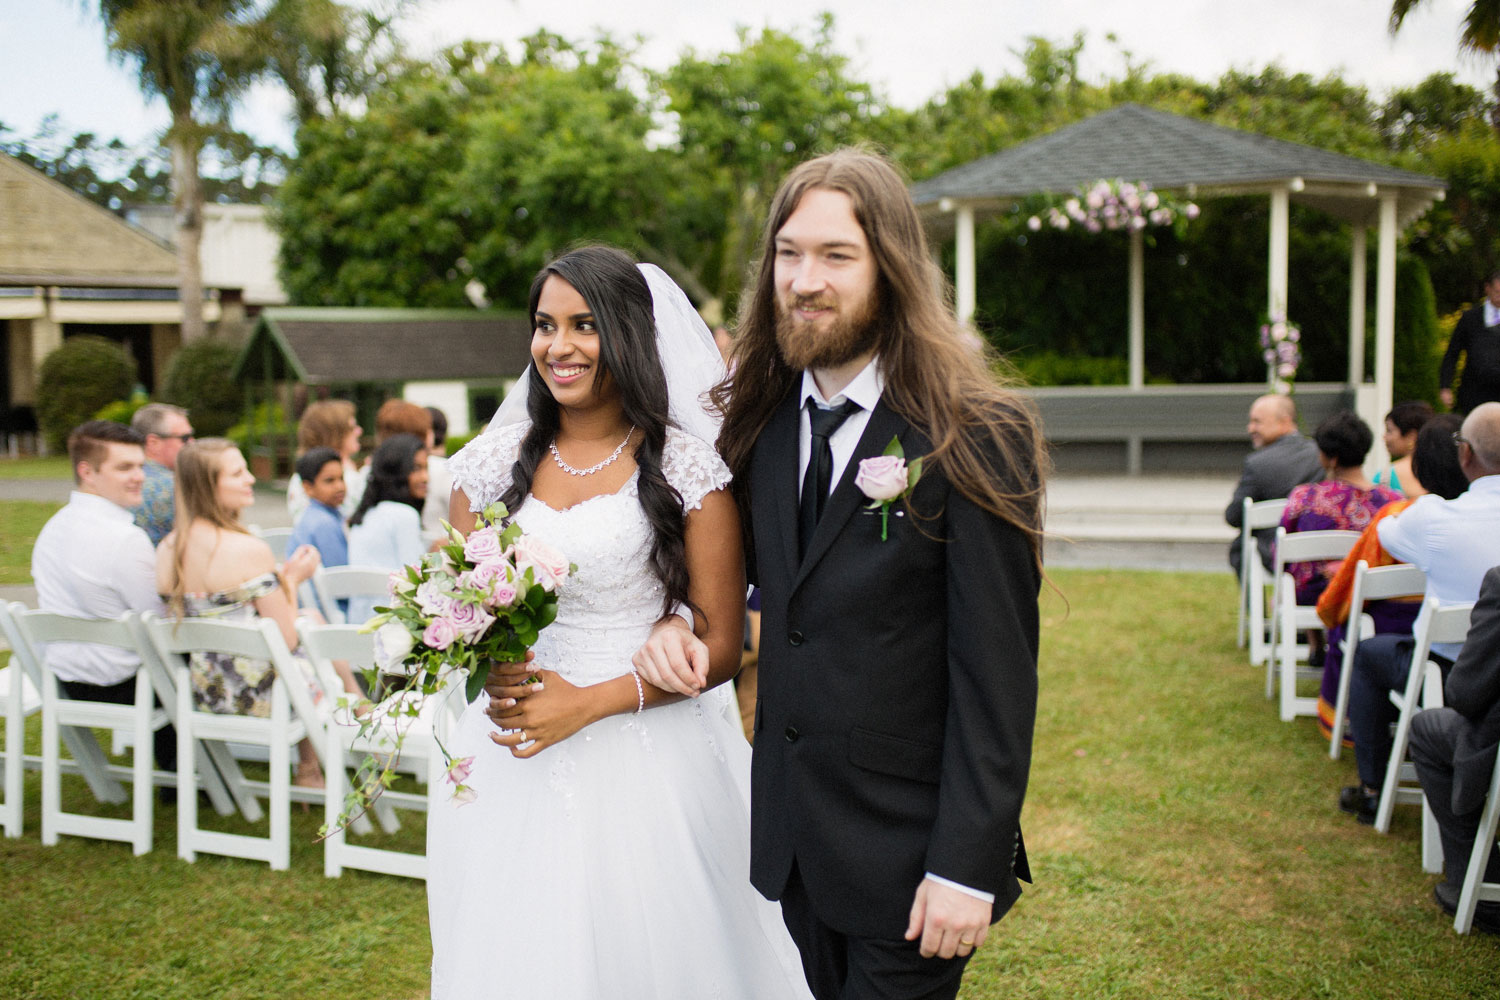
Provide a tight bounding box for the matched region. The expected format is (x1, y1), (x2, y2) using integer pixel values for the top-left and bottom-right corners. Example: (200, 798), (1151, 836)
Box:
(911, 104), (1447, 458)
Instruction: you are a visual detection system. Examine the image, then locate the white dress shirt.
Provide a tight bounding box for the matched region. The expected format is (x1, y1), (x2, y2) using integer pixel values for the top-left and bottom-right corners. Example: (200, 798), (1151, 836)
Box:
(797, 357), (995, 907)
(1378, 474), (1500, 659)
(1484, 300), (1500, 328)
(30, 491), (162, 685)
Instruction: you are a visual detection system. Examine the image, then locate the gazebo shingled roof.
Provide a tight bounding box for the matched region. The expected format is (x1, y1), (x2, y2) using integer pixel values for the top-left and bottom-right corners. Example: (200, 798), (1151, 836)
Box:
(910, 103), (1444, 225)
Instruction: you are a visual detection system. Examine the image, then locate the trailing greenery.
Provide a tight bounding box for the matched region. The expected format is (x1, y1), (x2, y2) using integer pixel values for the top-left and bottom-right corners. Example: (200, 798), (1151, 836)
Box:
(3, 569), (1499, 997)
(160, 340), (246, 438)
(35, 336), (137, 452)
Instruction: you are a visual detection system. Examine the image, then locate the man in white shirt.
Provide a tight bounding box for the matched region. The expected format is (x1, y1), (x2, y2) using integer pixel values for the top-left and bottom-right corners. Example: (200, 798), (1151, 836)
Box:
(1341, 401), (1500, 822)
(31, 420), (173, 772)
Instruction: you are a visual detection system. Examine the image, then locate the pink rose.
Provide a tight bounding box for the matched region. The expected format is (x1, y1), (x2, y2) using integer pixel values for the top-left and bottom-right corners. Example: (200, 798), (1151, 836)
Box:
(415, 580), (457, 618)
(422, 616), (459, 650)
(463, 527), (504, 565)
(511, 534), (570, 593)
(451, 784), (477, 807)
(446, 600), (495, 643)
(856, 455), (908, 502)
(444, 755), (474, 785)
(487, 579), (519, 609)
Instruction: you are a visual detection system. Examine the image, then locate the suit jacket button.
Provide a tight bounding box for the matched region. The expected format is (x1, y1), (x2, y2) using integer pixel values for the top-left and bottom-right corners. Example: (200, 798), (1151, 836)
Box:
(784, 726), (799, 742)
(787, 629), (804, 646)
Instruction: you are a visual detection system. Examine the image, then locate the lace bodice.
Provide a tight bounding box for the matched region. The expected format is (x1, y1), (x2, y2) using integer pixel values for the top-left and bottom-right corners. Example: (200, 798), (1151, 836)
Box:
(447, 423), (731, 685)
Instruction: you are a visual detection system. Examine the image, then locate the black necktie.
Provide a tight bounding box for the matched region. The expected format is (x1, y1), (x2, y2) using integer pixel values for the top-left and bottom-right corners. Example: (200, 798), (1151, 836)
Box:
(799, 399), (861, 556)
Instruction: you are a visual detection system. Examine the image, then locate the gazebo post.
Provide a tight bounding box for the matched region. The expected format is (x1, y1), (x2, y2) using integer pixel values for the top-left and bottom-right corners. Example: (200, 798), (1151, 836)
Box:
(1373, 192), (1399, 460)
(1267, 188), (1291, 344)
(955, 205), (976, 327)
(1348, 225), (1367, 385)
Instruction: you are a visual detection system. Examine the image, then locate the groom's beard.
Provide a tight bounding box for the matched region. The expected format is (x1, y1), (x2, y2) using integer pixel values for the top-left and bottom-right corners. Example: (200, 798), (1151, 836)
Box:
(774, 290), (879, 372)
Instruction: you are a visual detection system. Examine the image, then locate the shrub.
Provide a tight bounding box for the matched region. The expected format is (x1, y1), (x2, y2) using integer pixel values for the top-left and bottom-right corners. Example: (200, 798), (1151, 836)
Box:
(93, 390), (150, 425)
(1010, 351), (1132, 386)
(160, 339), (246, 437)
(1394, 254), (1442, 406)
(36, 336), (137, 452)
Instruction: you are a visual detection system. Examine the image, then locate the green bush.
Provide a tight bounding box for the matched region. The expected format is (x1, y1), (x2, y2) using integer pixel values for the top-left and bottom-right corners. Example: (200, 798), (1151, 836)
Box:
(36, 336), (137, 452)
(160, 339), (245, 437)
(224, 400), (294, 454)
(1010, 351), (1132, 386)
(93, 390), (150, 426)
(1394, 254), (1443, 407)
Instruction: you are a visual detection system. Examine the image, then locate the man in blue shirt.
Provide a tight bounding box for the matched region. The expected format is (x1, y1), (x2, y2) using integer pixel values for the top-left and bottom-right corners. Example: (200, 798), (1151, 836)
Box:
(129, 403), (192, 546)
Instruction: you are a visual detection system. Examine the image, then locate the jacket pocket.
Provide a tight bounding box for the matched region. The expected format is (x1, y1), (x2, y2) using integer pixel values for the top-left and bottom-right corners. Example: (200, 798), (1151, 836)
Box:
(848, 727), (941, 784)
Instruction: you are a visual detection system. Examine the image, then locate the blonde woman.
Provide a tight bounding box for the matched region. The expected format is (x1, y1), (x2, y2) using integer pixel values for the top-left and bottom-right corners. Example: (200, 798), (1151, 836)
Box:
(158, 438), (359, 787)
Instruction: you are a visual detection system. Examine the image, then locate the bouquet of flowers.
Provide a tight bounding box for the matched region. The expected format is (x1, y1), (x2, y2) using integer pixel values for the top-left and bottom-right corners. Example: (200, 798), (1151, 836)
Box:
(1260, 314), (1302, 394)
(321, 502), (573, 833)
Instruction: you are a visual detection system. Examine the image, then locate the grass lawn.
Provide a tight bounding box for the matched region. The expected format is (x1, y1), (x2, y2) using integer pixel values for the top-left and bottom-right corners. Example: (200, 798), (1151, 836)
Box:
(2, 568), (1498, 998)
(0, 501), (61, 585)
(0, 456), (72, 480)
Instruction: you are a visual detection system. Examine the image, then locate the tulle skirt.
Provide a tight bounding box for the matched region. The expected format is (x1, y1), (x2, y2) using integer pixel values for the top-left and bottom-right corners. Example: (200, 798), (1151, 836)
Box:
(427, 682), (812, 1000)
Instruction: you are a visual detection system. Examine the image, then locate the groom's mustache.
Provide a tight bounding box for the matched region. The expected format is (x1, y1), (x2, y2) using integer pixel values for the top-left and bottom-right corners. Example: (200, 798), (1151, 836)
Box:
(788, 295), (836, 312)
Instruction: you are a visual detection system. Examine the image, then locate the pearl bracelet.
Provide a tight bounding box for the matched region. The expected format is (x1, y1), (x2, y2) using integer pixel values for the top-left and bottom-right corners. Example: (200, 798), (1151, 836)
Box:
(630, 670), (645, 714)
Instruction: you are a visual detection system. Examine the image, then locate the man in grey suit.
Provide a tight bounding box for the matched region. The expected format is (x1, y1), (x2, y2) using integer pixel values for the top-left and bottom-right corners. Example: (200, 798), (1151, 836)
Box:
(1410, 565), (1500, 933)
(1224, 393), (1322, 577)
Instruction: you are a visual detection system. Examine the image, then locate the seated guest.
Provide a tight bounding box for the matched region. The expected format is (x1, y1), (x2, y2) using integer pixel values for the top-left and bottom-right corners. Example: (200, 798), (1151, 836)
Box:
(1409, 565), (1500, 934)
(374, 399), (433, 449)
(1314, 414), (1466, 739)
(1341, 402), (1500, 822)
(1225, 393), (1322, 579)
(345, 434), (429, 625)
(159, 439), (360, 788)
(421, 405), (452, 535)
(32, 420), (173, 775)
(286, 400), (363, 521)
(1278, 411), (1399, 607)
(288, 447), (348, 572)
(129, 403), (193, 546)
(1373, 400), (1435, 497)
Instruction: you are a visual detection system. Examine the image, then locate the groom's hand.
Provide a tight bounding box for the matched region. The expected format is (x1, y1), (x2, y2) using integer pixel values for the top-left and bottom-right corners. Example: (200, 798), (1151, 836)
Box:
(905, 878), (989, 959)
(632, 615), (709, 697)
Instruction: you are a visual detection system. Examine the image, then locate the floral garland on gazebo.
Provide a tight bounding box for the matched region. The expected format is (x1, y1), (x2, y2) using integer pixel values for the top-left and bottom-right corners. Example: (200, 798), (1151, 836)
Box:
(1260, 315), (1302, 395)
(1026, 179), (1200, 234)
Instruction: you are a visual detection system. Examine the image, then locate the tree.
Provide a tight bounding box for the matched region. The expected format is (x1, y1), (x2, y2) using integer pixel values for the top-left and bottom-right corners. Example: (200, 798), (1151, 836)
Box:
(1391, 0), (1500, 129)
(96, 0), (263, 342)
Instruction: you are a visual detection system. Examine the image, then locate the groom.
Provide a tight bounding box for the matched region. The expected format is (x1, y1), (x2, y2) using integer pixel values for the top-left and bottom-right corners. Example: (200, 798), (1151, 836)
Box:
(716, 149), (1043, 999)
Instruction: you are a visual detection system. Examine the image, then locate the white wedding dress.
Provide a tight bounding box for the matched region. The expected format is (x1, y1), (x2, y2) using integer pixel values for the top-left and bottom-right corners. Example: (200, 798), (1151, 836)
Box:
(428, 422), (812, 1000)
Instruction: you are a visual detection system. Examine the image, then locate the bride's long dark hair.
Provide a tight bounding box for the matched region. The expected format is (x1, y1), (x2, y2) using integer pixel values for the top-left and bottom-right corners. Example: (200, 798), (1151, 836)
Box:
(499, 245), (695, 622)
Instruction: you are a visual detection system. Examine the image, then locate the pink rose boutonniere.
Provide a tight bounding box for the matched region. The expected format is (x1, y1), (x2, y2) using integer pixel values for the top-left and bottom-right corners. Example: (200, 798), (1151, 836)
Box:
(856, 436), (923, 541)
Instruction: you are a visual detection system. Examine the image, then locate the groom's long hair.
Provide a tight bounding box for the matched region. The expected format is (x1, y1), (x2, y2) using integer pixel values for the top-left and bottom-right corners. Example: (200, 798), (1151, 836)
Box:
(501, 245), (696, 622)
(713, 149), (1047, 557)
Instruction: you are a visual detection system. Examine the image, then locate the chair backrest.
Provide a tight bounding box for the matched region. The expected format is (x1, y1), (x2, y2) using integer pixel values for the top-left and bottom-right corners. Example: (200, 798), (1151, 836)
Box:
(1411, 596), (1478, 667)
(141, 612), (329, 768)
(310, 566), (393, 626)
(0, 603), (41, 686)
(1246, 497), (1289, 531)
(1350, 562), (1427, 608)
(296, 621), (376, 701)
(1273, 528), (1362, 575)
(249, 526), (294, 560)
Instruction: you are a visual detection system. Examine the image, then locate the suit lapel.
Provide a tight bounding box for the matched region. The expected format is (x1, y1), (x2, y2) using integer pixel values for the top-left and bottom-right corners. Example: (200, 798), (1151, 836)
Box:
(762, 386), (803, 581)
(793, 399), (904, 591)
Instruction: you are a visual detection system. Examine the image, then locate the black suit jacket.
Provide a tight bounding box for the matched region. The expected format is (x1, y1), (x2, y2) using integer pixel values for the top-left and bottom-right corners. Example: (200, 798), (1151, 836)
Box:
(1224, 432), (1322, 574)
(1440, 305), (1500, 415)
(1444, 565), (1500, 814)
(745, 386), (1039, 939)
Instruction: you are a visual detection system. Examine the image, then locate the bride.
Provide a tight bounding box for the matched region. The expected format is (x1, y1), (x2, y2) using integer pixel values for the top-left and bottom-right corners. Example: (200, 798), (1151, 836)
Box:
(426, 245), (812, 999)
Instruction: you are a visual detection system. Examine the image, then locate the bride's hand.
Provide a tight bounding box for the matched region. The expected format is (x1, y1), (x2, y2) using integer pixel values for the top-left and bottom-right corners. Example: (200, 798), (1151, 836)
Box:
(632, 616), (710, 697)
(485, 668), (596, 759)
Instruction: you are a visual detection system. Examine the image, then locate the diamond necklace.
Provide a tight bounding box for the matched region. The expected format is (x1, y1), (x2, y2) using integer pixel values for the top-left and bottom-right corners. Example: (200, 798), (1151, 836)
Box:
(549, 426), (636, 477)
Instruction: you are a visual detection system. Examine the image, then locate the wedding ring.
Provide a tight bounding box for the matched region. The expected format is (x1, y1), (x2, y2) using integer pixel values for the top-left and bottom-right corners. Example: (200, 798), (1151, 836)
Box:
(518, 729), (527, 743)
(959, 939), (975, 947)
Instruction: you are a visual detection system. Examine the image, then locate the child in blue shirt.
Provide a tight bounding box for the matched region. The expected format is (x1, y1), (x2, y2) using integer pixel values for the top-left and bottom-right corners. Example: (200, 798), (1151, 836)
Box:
(289, 449), (348, 617)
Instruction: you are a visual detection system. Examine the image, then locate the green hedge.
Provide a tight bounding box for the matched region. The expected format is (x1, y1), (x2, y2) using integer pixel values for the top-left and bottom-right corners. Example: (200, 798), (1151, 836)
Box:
(161, 340), (245, 437)
(36, 336), (137, 452)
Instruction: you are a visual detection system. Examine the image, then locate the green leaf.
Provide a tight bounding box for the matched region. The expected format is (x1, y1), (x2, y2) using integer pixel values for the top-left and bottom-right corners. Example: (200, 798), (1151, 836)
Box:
(907, 456), (924, 490)
(465, 668), (488, 704)
(882, 435), (904, 459)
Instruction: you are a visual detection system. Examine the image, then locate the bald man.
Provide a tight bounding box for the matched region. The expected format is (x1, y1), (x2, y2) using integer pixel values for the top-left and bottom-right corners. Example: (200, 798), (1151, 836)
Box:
(1225, 394), (1322, 577)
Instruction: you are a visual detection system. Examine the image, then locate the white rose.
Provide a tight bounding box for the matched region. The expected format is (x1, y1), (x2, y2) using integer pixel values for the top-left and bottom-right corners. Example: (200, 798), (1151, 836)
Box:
(373, 621), (416, 670)
(511, 534), (571, 593)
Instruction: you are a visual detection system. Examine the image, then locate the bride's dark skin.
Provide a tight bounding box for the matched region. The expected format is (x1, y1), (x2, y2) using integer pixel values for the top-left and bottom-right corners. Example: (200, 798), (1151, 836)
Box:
(445, 272), (746, 759)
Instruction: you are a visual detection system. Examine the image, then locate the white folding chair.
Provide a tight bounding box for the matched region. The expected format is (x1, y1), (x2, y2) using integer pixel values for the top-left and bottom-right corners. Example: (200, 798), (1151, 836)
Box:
(1267, 528), (1361, 722)
(249, 525), (294, 559)
(1328, 561), (1426, 760)
(298, 621), (461, 880)
(1, 626), (41, 838)
(4, 607), (171, 855)
(143, 613), (334, 870)
(1239, 497), (1289, 666)
(1454, 743), (1500, 934)
(1374, 597), (1474, 874)
(309, 565), (394, 626)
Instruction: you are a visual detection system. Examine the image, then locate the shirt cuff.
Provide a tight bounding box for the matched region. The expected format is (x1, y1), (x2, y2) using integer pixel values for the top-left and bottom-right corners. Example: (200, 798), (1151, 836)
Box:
(924, 873), (995, 904)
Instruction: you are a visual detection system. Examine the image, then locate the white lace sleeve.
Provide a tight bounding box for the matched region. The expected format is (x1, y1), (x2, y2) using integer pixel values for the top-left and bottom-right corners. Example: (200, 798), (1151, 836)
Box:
(662, 427), (732, 513)
(445, 422), (529, 513)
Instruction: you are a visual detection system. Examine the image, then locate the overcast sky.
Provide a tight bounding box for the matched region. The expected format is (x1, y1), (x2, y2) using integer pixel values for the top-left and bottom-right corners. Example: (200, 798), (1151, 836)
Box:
(2, 0), (1493, 154)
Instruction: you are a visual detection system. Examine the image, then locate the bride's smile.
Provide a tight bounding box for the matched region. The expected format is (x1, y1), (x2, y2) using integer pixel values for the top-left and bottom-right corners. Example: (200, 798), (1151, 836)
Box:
(532, 275), (616, 408)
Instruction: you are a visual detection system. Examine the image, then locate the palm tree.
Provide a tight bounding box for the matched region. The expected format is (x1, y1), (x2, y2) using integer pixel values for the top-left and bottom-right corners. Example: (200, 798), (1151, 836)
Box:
(96, 1), (260, 342)
(1390, 0), (1500, 128)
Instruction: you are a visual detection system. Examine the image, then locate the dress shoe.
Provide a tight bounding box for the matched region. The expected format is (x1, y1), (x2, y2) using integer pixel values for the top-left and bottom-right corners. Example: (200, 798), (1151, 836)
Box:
(1338, 785), (1377, 825)
(1433, 881), (1500, 935)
